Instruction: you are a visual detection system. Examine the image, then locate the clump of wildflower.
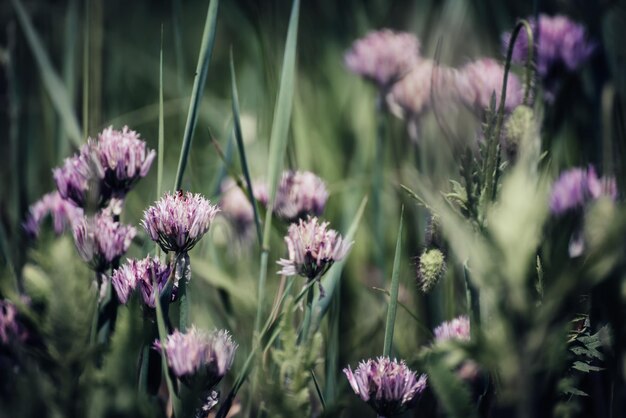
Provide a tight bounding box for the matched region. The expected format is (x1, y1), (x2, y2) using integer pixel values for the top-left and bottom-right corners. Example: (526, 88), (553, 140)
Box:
(142, 191), (219, 254)
(457, 58), (523, 113)
(277, 217), (352, 293)
(53, 144), (104, 208)
(0, 299), (27, 345)
(344, 29), (421, 89)
(72, 213), (136, 271)
(417, 248), (446, 293)
(275, 170), (329, 221)
(503, 15), (594, 101)
(157, 327), (237, 390)
(23, 191), (83, 238)
(549, 166), (617, 215)
(91, 126), (156, 198)
(343, 357), (428, 417)
(111, 256), (173, 306)
(434, 315), (471, 343)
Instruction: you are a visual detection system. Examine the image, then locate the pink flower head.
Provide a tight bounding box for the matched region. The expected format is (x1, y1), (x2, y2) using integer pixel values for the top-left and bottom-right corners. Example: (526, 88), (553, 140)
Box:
(345, 29), (421, 89)
(277, 216), (352, 282)
(158, 327), (237, 389)
(458, 58), (523, 113)
(343, 356), (427, 416)
(275, 171), (329, 222)
(23, 191), (83, 238)
(142, 191), (219, 254)
(550, 166), (617, 215)
(218, 178), (266, 241)
(72, 213), (136, 272)
(433, 315), (471, 343)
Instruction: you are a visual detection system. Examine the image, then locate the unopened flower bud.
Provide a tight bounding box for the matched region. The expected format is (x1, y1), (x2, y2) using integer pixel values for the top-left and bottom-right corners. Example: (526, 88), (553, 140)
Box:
(417, 248), (446, 293)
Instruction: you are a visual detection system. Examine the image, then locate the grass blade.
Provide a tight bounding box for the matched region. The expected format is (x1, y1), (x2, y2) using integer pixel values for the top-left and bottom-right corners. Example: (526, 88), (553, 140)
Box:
(383, 206), (404, 357)
(157, 26), (165, 198)
(230, 51), (263, 246)
(173, 0), (220, 190)
(10, 0), (82, 147)
(56, 0), (78, 161)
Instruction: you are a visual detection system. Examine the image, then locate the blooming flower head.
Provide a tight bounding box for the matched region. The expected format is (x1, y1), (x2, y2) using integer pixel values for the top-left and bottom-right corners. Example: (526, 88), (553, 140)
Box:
(53, 143), (105, 208)
(434, 315), (471, 343)
(277, 217), (352, 282)
(549, 166), (617, 215)
(457, 58), (523, 113)
(142, 191), (220, 253)
(23, 191), (83, 238)
(345, 29), (421, 89)
(72, 213), (136, 271)
(158, 327), (237, 389)
(275, 171), (329, 222)
(111, 256), (172, 306)
(343, 357), (428, 416)
(91, 126), (156, 197)
(0, 299), (27, 345)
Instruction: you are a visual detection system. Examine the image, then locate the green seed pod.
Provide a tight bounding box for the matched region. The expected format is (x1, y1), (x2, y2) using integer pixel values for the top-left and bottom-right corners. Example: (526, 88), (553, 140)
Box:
(417, 248), (446, 293)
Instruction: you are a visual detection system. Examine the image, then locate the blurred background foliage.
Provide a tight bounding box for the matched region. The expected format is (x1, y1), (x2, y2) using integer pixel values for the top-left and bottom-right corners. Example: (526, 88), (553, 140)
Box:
(1, 0), (626, 417)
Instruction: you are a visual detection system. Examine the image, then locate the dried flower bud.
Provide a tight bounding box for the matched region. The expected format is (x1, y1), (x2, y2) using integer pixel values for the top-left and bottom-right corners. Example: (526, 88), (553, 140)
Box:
(417, 248), (446, 293)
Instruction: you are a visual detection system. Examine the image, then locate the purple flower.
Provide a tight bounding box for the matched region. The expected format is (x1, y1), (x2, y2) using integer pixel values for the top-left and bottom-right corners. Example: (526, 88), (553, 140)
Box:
(111, 259), (141, 304)
(345, 29), (421, 89)
(23, 191), (83, 237)
(549, 166), (617, 215)
(53, 144), (105, 208)
(158, 327), (237, 389)
(275, 171), (329, 221)
(434, 315), (471, 343)
(343, 356), (428, 417)
(0, 299), (27, 345)
(142, 191), (219, 254)
(277, 217), (352, 282)
(91, 126), (156, 197)
(72, 213), (136, 271)
(503, 15), (594, 101)
(457, 58), (523, 113)
(218, 178), (267, 241)
(111, 256), (173, 306)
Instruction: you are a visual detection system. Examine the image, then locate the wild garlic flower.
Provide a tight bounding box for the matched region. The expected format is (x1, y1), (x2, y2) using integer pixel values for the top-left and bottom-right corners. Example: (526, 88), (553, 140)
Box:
(0, 299), (27, 345)
(23, 191), (83, 237)
(549, 166), (617, 215)
(277, 217), (352, 282)
(345, 29), (421, 89)
(111, 256), (172, 306)
(457, 58), (523, 113)
(275, 170), (329, 221)
(72, 213), (136, 272)
(343, 357), (427, 417)
(157, 327), (237, 389)
(434, 315), (471, 343)
(142, 191), (219, 253)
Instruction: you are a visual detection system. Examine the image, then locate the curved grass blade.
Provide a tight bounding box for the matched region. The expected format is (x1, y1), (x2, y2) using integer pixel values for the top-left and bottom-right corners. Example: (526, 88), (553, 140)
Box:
(173, 0), (220, 190)
(382, 206), (403, 357)
(10, 0), (82, 147)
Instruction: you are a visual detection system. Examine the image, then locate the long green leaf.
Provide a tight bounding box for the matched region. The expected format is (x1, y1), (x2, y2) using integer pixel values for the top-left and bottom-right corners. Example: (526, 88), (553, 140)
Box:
(10, 0), (82, 147)
(173, 0), (220, 190)
(383, 206), (403, 357)
(157, 27), (165, 198)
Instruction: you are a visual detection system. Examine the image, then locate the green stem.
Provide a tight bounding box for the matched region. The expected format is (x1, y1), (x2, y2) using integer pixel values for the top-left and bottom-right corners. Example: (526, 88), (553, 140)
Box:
(254, 250), (269, 337)
(373, 97), (386, 274)
(383, 206), (404, 357)
(299, 283), (315, 344)
(175, 252), (191, 332)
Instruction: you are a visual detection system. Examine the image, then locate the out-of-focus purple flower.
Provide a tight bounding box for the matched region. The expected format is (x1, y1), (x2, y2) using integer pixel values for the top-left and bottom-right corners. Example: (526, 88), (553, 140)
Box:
(218, 178), (267, 242)
(142, 191), (219, 254)
(91, 126), (156, 197)
(111, 258), (141, 304)
(434, 315), (471, 343)
(0, 299), (27, 345)
(503, 15), (594, 101)
(277, 217), (352, 284)
(53, 144), (105, 208)
(345, 29), (421, 89)
(343, 356), (427, 417)
(23, 191), (83, 238)
(549, 166), (617, 215)
(157, 327), (237, 389)
(73, 213), (136, 271)
(275, 171), (329, 221)
(458, 58), (523, 113)
(111, 256), (173, 306)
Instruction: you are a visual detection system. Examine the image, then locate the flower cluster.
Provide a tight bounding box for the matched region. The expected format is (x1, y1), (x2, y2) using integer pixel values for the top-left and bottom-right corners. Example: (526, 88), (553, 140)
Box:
(23, 191), (83, 238)
(275, 170), (328, 221)
(157, 327), (237, 389)
(344, 29), (421, 89)
(433, 315), (471, 343)
(72, 213), (136, 271)
(111, 256), (173, 307)
(343, 357), (428, 417)
(549, 166), (617, 215)
(0, 299), (27, 345)
(277, 216), (352, 282)
(503, 14), (594, 101)
(142, 191), (219, 254)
